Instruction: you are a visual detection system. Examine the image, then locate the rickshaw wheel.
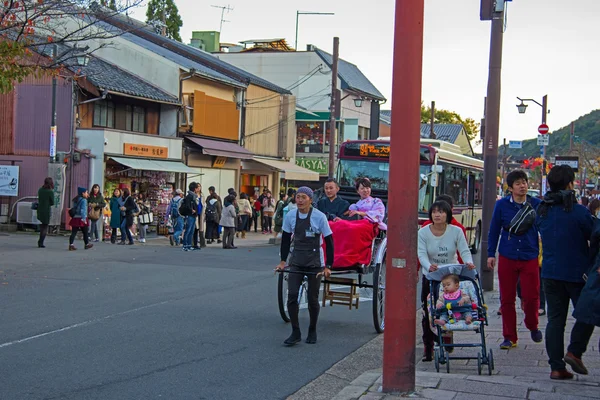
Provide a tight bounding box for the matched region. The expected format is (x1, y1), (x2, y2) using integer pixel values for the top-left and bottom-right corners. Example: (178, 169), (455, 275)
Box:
(277, 272), (290, 323)
(372, 255), (386, 333)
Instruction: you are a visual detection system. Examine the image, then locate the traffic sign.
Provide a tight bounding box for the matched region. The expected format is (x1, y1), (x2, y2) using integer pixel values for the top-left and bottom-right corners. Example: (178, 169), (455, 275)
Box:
(509, 140), (522, 149)
(537, 135), (549, 146)
(538, 124), (549, 135)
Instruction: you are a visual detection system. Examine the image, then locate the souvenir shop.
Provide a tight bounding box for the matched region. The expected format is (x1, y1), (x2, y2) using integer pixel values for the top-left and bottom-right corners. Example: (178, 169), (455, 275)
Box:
(103, 156), (196, 239)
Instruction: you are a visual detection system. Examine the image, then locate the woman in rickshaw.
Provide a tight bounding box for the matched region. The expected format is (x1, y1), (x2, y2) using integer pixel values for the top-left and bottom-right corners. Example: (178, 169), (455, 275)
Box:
(345, 177), (387, 230)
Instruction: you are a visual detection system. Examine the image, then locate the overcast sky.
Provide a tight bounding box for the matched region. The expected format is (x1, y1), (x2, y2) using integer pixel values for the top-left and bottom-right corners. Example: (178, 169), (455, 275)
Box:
(130, 0), (599, 151)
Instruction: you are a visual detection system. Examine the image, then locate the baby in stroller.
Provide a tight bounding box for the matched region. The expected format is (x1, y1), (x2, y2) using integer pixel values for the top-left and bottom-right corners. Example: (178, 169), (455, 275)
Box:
(434, 274), (474, 326)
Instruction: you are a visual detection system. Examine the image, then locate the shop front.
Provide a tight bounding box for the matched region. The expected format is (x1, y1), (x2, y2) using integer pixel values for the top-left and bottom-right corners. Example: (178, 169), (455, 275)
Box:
(77, 128), (195, 238)
(241, 157), (319, 197)
(184, 136), (254, 199)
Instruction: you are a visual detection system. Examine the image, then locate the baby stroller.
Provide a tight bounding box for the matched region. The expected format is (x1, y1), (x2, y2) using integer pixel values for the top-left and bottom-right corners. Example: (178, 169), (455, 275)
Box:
(426, 264), (494, 375)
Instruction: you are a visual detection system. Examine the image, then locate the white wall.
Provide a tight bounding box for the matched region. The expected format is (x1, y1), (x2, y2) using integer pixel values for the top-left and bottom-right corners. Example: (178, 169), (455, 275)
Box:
(340, 93), (372, 128)
(159, 105), (178, 137)
(218, 52), (338, 112)
(76, 128), (105, 191)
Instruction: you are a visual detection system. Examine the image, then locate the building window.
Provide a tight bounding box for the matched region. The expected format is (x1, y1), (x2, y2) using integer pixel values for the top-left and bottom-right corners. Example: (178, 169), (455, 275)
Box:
(296, 122), (325, 153)
(93, 100), (115, 128)
(125, 105), (146, 133)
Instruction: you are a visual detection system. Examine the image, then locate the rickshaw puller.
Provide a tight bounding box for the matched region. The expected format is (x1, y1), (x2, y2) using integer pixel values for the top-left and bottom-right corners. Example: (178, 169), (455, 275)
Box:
(276, 186), (334, 346)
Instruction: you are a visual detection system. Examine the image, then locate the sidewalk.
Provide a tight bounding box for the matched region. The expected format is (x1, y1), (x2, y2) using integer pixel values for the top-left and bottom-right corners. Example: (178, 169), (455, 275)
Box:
(321, 280), (600, 400)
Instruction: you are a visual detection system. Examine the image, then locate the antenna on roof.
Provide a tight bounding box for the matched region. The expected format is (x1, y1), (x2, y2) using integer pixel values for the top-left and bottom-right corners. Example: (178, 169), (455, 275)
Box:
(211, 4), (234, 34)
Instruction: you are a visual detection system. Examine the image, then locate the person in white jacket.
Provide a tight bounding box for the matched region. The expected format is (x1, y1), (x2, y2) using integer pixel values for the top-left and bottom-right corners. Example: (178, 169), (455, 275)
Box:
(219, 194), (237, 249)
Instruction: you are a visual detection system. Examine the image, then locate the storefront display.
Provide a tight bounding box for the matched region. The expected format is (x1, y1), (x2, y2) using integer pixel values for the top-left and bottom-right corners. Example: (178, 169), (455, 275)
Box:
(240, 174), (269, 198)
(104, 160), (175, 238)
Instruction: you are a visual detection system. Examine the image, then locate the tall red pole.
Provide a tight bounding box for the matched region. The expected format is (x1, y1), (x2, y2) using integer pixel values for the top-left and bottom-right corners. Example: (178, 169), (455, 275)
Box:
(382, 0), (424, 393)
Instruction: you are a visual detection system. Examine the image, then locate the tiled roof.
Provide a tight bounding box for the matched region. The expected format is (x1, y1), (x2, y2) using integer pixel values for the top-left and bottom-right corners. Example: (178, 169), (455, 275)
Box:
(420, 123), (464, 143)
(99, 14), (291, 94)
(380, 110), (392, 126)
(37, 42), (179, 104)
(314, 48), (386, 101)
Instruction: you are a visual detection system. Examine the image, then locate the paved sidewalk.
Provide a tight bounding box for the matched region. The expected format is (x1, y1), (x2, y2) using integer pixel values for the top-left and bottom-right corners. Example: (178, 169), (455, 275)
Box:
(324, 281), (600, 400)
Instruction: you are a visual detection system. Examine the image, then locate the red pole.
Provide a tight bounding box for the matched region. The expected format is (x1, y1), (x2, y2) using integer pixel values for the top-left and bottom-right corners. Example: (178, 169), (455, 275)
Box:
(382, 0), (424, 393)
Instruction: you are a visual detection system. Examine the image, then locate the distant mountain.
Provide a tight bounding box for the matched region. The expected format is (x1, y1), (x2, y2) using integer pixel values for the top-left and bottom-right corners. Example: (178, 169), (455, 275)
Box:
(500, 109), (600, 158)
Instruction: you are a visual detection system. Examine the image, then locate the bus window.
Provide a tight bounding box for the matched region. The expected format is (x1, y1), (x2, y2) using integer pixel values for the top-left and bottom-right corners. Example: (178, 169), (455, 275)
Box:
(418, 165), (434, 213)
(444, 166), (469, 206)
(337, 160), (389, 190)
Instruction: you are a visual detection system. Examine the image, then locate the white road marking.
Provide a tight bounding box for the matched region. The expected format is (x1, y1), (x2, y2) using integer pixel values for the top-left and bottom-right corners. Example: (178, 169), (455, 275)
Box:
(0, 300), (172, 349)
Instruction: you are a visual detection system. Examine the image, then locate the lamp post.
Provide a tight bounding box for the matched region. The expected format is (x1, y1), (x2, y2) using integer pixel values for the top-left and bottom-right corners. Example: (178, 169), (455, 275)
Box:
(294, 11), (334, 50)
(516, 95), (548, 191)
(49, 44), (90, 163)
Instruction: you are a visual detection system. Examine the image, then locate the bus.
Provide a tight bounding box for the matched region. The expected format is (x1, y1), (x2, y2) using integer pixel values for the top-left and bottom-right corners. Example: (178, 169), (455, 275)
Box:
(335, 138), (484, 253)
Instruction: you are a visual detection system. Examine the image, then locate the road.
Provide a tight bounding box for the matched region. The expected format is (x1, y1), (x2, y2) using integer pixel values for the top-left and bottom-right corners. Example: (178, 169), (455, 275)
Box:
(0, 234), (380, 400)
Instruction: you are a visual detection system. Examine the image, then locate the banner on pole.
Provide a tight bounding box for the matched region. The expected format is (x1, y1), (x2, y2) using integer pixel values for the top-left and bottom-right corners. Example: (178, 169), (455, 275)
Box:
(49, 126), (57, 158)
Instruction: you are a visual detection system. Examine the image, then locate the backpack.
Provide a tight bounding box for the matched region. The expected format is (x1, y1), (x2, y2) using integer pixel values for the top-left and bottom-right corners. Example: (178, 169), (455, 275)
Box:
(274, 200), (288, 226)
(170, 198), (182, 219)
(179, 196), (194, 217)
(205, 201), (218, 222)
(68, 198), (82, 218)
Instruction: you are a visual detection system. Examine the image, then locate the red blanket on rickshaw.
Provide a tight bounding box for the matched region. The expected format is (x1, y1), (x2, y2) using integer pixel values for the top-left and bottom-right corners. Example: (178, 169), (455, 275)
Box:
(323, 219), (379, 269)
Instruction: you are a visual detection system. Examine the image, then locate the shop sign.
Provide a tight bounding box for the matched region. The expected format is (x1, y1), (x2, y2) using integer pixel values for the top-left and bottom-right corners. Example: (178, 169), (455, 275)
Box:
(296, 157), (328, 175)
(123, 143), (168, 159)
(0, 165), (19, 196)
(212, 156), (227, 168)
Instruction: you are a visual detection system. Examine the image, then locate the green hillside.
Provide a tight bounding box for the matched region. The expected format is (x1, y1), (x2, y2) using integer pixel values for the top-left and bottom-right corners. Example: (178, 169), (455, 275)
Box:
(500, 109), (600, 158)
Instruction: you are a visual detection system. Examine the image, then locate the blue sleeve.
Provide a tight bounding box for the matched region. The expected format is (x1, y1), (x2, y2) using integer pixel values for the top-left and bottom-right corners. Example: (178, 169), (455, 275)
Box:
(320, 213), (333, 237)
(579, 207), (594, 241)
(487, 200), (502, 258)
(282, 211), (294, 233)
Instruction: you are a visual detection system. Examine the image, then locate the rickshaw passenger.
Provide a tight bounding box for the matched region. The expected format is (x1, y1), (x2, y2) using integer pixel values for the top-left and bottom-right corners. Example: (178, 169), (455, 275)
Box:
(317, 178), (350, 221)
(347, 177), (387, 230)
(275, 186), (334, 346)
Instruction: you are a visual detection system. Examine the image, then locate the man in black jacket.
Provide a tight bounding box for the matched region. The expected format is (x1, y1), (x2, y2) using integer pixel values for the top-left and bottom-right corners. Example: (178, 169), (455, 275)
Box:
(317, 178), (350, 221)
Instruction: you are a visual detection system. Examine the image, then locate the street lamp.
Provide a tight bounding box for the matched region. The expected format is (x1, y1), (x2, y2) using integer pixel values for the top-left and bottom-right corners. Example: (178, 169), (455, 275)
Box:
(49, 44), (90, 162)
(516, 95), (549, 191)
(294, 11), (334, 50)
(353, 97), (363, 108)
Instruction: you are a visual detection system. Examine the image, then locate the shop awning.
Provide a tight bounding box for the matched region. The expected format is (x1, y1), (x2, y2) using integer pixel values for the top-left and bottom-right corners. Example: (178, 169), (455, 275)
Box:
(109, 156), (197, 174)
(247, 157), (320, 181)
(185, 137), (254, 159)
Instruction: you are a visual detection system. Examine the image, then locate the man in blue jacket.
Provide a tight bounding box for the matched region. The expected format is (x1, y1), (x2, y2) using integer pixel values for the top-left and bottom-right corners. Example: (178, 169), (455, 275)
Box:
(487, 170), (543, 349)
(537, 165), (595, 380)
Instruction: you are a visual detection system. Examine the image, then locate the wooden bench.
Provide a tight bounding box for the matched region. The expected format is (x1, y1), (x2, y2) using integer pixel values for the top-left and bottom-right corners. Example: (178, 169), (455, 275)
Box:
(322, 277), (360, 310)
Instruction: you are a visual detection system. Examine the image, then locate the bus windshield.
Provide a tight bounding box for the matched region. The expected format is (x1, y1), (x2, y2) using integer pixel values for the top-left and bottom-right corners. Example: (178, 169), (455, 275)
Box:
(338, 159), (389, 190)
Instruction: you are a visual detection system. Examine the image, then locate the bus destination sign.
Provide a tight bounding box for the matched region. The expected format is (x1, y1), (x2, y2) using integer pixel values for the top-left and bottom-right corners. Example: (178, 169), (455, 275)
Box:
(359, 143), (390, 158)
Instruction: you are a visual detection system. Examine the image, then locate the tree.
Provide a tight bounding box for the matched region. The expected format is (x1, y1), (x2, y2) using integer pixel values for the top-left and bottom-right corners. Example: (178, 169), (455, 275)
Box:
(0, 0), (142, 94)
(146, 0), (182, 42)
(420, 102), (480, 142)
(101, 0), (118, 11)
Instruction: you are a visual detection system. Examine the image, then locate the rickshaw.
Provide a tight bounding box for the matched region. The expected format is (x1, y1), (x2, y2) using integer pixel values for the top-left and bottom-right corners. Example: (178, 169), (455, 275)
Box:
(276, 217), (388, 333)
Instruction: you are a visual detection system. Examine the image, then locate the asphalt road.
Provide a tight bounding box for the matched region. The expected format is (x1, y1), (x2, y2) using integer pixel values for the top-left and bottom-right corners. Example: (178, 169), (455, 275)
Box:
(0, 234), (380, 400)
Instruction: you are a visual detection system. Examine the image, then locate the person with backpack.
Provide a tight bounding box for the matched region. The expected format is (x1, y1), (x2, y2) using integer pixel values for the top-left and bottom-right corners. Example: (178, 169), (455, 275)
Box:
(68, 187), (93, 251)
(487, 170), (543, 350)
(274, 189), (296, 237)
(193, 185), (205, 250)
(109, 188), (122, 244)
(179, 182), (201, 252)
(168, 189), (184, 246)
(220, 195), (238, 249)
(205, 186), (222, 244)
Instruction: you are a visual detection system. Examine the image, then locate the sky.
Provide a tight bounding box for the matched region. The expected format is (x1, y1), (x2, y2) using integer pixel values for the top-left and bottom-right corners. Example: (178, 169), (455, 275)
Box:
(129, 0), (600, 152)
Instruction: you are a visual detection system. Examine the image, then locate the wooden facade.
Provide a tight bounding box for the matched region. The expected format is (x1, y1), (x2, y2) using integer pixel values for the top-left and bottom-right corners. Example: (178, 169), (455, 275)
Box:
(78, 94), (161, 135)
(244, 84), (296, 159)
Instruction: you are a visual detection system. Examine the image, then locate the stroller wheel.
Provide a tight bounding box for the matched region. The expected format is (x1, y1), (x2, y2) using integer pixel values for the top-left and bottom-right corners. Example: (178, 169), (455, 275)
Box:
(477, 352), (483, 375)
(446, 354), (450, 373)
(434, 349), (440, 372)
(488, 350), (494, 375)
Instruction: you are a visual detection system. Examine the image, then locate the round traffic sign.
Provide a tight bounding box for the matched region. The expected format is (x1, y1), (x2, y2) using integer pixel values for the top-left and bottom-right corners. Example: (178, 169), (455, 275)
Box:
(538, 124), (549, 135)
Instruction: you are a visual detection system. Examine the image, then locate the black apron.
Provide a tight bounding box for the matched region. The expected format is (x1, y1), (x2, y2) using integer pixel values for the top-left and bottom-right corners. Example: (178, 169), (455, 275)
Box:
(289, 207), (322, 269)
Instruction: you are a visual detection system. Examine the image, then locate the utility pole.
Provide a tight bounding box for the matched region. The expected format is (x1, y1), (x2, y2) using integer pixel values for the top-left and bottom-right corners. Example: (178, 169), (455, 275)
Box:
(382, 0), (424, 393)
(541, 95), (548, 194)
(430, 101), (436, 139)
(501, 138), (507, 189)
(327, 37), (339, 179)
(570, 122), (575, 152)
(478, 7), (504, 292)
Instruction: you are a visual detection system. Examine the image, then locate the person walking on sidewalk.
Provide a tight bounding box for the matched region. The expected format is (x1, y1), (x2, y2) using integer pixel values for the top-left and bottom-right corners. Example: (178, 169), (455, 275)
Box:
(487, 170), (543, 349)
(180, 182), (200, 252)
(537, 165), (595, 380)
(109, 189), (122, 244)
(275, 186), (334, 346)
(168, 189), (184, 246)
(205, 186), (222, 244)
(418, 200), (475, 361)
(119, 188), (137, 245)
(69, 187), (93, 251)
(136, 193), (151, 244)
(262, 191), (276, 234)
(220, 195), (237, 249)
(237, 193), (252, 239)
(193, 186), (206, 250)
(37, 177), (54, 248)
(88, 184), (106, 243)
